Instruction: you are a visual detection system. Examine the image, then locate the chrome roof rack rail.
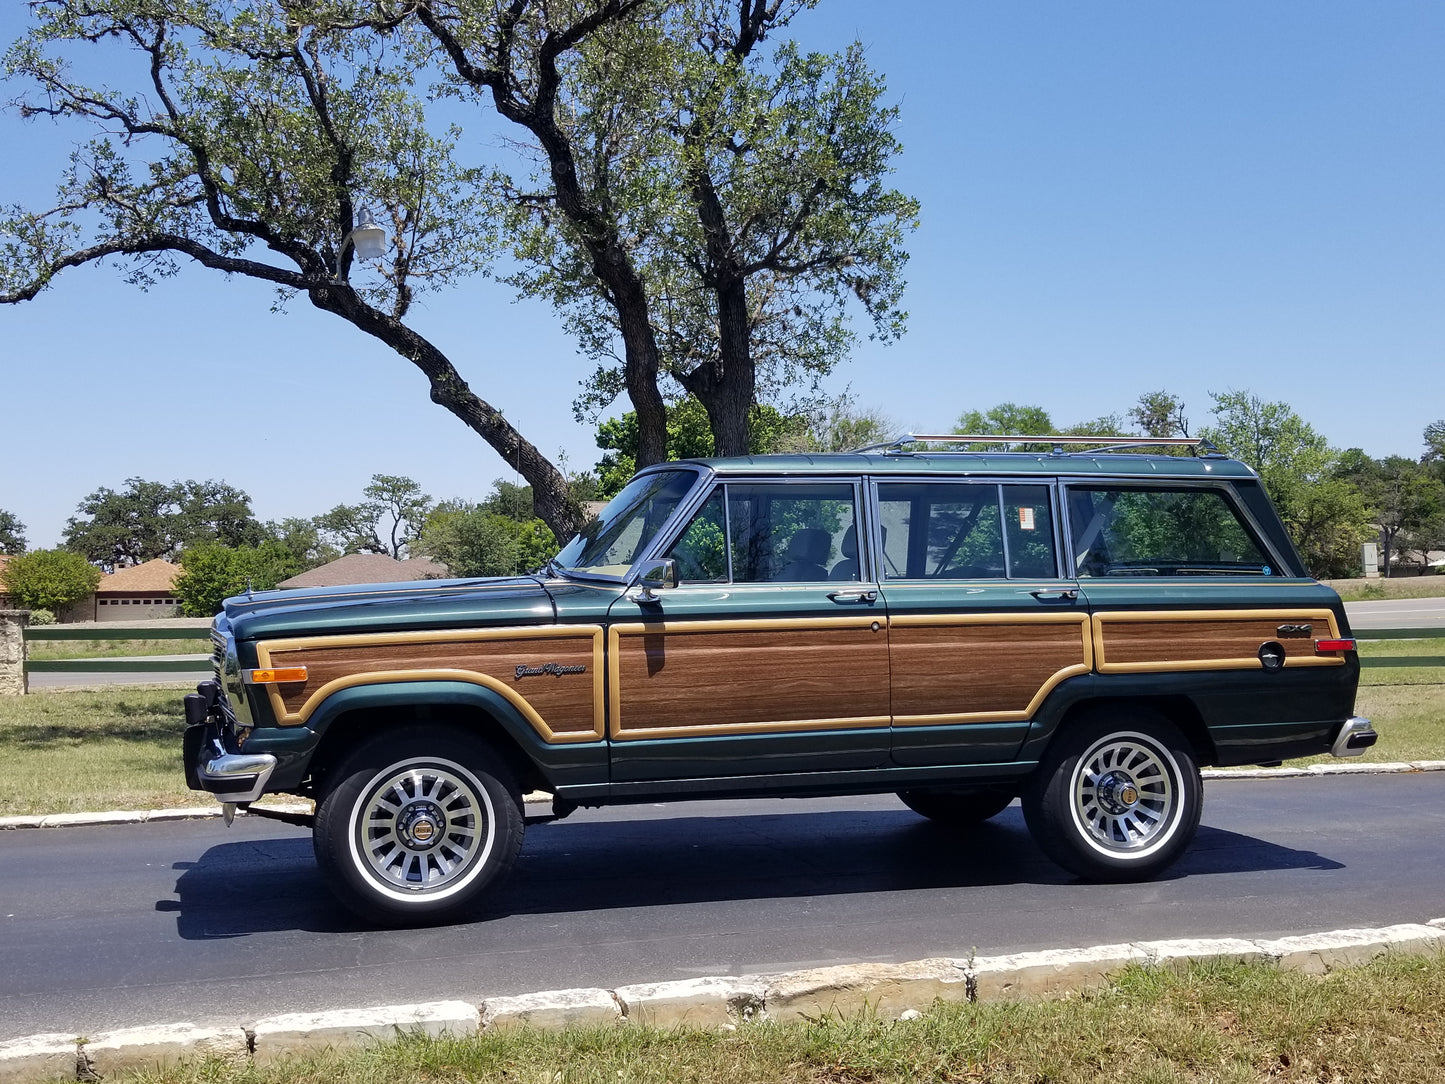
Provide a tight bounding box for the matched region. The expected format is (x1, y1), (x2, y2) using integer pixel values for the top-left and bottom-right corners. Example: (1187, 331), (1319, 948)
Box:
(851, 434), (1222, 457)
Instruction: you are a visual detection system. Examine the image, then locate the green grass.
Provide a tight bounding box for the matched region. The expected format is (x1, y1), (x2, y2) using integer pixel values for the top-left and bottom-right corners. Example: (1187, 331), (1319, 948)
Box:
(1358, 636), (1445, 685)
(0, 687), (197, 816)
(24, 638), (208, 662)
(95, 955), (1445, 1084)
(1328, 576), (1445, 602)
(1334, 684), (1444, 766)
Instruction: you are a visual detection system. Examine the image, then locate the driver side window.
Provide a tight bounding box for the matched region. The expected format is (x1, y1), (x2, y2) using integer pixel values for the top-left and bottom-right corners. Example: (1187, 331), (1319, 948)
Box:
(666, 491), (728, 582)
(665, 482), (861, 583)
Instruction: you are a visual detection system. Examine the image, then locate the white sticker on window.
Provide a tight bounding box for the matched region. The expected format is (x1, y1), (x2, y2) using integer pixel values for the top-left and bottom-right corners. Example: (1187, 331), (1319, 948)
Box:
(1018, 507), (1036, 531)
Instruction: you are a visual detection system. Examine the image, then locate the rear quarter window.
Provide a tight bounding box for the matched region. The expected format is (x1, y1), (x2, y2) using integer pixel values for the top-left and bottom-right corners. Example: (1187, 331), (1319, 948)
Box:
(1067, 485), (1275, 577)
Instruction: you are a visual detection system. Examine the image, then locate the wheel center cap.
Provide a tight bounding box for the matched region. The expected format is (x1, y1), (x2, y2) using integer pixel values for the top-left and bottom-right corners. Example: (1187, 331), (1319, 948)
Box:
(398, 801), (445, 849)
(1096, 772), (1140, 814)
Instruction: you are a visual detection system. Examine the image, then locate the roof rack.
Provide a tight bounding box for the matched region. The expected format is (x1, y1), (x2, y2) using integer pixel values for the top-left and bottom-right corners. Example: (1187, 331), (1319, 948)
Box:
(852, 434), (1221, 457)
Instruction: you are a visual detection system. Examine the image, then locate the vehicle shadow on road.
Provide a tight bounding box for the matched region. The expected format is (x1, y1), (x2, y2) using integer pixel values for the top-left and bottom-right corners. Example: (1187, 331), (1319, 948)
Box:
(161, 805), (1343, 939)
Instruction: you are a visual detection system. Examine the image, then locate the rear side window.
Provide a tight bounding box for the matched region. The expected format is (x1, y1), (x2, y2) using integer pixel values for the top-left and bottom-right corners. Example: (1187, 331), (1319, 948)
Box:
(877, 482), (1060, 580)
(1067, 485), (1274, 577)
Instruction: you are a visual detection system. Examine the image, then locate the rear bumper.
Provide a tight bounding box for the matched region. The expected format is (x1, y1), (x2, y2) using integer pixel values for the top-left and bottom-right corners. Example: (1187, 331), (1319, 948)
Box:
(1331, 716), (1377, 758)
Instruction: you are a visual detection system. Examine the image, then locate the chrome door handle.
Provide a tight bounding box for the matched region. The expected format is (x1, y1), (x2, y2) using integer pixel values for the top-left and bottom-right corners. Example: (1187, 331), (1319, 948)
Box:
(828, 589), (879, 603)
(1031, 587), (1080, 600)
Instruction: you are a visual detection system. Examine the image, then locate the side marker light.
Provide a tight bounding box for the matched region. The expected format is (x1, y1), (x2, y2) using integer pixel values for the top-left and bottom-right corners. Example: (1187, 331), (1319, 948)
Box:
(242, 666), (309, 684)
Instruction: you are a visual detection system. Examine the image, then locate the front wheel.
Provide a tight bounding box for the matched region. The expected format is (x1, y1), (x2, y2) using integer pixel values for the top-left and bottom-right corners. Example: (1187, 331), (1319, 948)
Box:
(314, 727), (524, 925)
(1022, 710), (1202, 882)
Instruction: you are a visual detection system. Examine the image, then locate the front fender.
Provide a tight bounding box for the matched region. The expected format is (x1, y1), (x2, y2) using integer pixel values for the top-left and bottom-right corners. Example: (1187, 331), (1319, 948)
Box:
(270, 679), (607, 792)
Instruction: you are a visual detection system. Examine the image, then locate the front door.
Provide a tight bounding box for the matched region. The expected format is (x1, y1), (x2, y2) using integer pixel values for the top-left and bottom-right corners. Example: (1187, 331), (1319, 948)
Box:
(875, 479), (1091, 766)
(607, 479), (892, 782)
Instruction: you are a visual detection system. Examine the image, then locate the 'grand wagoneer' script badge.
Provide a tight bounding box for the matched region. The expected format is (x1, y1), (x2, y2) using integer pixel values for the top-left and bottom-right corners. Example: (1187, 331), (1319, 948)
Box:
(515, 662), (587, 679)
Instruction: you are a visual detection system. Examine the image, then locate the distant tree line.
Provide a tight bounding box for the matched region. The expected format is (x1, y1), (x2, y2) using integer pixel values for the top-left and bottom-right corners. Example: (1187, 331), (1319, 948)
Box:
(944, 391), (1445, 580)
(0, 472), (587, 616)
(2, 392), (1441, 615)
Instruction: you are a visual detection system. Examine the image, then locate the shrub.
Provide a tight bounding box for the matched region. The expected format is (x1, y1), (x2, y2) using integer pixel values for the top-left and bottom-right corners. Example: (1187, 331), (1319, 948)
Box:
(27, 609), (56, 625)
(0, 549), (101, 612)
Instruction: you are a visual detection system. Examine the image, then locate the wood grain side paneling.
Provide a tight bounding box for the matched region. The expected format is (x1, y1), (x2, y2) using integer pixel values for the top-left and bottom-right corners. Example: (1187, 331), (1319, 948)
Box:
(254, 626), (604, 740)
(890, 614), (1091, 724)
(1094, 609), (1344, 673)
(610, 619), (889, 739)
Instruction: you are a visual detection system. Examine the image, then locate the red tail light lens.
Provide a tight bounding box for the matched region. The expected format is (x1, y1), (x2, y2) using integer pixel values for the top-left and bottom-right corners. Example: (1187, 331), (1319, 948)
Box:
(1314, 638), (1356, 653)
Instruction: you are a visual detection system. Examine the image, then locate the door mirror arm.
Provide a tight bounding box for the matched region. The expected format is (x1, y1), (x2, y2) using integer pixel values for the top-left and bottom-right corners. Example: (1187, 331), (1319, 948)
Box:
(631, 558), (678, 602)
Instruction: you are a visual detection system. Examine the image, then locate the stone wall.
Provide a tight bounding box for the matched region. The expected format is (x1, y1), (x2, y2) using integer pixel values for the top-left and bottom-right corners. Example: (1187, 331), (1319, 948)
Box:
(0, 610), (30, 696)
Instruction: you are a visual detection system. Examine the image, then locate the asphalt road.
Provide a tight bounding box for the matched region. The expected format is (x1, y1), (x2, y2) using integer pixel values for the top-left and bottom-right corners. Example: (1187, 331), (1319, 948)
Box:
(2, 772), (1443, 1041)
(1345, 596), (1445, 630)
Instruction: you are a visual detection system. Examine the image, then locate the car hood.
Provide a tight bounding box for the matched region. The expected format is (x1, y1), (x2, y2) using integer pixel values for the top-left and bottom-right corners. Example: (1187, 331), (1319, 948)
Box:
(222, 575), (564, 641)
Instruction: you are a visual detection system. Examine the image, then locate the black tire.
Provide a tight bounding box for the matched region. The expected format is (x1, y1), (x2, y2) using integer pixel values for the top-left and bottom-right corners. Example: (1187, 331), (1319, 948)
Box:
(896, 788), (1015, 826)
(313, 726), (524, 925)
(1022, 709), (1202, 882)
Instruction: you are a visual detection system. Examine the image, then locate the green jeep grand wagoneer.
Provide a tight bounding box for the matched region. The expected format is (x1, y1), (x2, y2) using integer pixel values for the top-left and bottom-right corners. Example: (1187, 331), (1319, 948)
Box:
(184, 436), (1374, 924)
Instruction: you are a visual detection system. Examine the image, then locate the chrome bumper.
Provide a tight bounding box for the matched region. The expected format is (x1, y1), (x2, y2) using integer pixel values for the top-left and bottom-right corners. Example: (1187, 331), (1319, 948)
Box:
(184, 681), (276, 804)
(196, 735), (277, 804)
(1331, 716), (1377, 758)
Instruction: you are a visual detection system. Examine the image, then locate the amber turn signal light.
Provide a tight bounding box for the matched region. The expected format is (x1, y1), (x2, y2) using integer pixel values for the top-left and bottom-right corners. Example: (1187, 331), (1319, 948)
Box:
(242, 666), (309, 684)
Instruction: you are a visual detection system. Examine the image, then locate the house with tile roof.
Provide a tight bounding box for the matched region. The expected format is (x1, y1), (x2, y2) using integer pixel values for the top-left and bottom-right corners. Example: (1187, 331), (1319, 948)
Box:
(82, 558), (184, 622)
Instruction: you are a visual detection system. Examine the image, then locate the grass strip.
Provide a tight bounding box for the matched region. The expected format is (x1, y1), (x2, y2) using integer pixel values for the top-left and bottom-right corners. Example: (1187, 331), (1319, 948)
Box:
(1357, 637), (1445, 687)
(102, 955), (1445, 1084)
(1328, 576), (1445, 601)
(24, 638), (209, 662)
(0, 687), (194, 817)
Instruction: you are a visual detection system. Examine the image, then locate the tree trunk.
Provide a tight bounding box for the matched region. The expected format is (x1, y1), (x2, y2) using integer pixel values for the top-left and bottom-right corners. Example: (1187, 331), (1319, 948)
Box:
(603, 254), (669, 468)
(312, 286), (583, 543)
(680, 273), (754, 456)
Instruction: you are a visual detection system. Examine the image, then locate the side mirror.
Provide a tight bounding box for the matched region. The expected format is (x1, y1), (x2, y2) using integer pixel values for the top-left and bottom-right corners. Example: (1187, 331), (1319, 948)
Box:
(632, 558), (678, 602)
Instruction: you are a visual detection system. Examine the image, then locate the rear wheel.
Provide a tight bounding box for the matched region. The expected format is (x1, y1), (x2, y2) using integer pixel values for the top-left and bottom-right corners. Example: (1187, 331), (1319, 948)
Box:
(896, 788), (1014, 827)
(314, 727), (524, 925)
(1023, 709), (1201, 882)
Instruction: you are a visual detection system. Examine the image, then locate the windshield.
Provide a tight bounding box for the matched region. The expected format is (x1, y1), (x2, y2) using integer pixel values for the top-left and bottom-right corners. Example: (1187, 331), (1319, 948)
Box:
(553, 469), (701, 578)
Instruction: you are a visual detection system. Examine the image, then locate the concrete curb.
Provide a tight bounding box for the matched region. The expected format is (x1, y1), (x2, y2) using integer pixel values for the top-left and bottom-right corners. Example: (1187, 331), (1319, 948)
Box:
(3, 921), (1442, 1081)
(0, 803), (313, 831)
(3, 763), (1441, 833)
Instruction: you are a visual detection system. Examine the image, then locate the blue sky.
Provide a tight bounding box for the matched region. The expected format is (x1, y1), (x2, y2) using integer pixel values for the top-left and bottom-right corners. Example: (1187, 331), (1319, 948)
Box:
(2, 1), (1441, 549)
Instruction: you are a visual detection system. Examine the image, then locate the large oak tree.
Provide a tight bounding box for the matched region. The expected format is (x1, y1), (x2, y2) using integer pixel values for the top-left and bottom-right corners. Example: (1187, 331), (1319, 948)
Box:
(404, 0), (918, 462)
(1, 0), (585, 539)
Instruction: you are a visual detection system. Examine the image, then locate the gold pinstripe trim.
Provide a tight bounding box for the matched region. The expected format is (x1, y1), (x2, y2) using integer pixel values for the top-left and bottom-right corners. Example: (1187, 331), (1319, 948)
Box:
(254, 625), (605, 740)
(611, 714), (892, 741)
(889, 611), (1093, 727)
(609, 616), (884, 636)
(1092, 608), (1345, 673)
(608, 616), (887, 740)
(260, 580), (548, 606)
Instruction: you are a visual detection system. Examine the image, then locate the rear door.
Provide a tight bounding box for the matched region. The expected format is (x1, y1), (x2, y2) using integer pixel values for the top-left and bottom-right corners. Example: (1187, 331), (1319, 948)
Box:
(876, 478), (1092, 766)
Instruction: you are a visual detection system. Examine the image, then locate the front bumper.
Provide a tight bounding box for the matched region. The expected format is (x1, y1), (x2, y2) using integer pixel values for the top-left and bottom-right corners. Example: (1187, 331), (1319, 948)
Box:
(183, 681), (276, 804)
